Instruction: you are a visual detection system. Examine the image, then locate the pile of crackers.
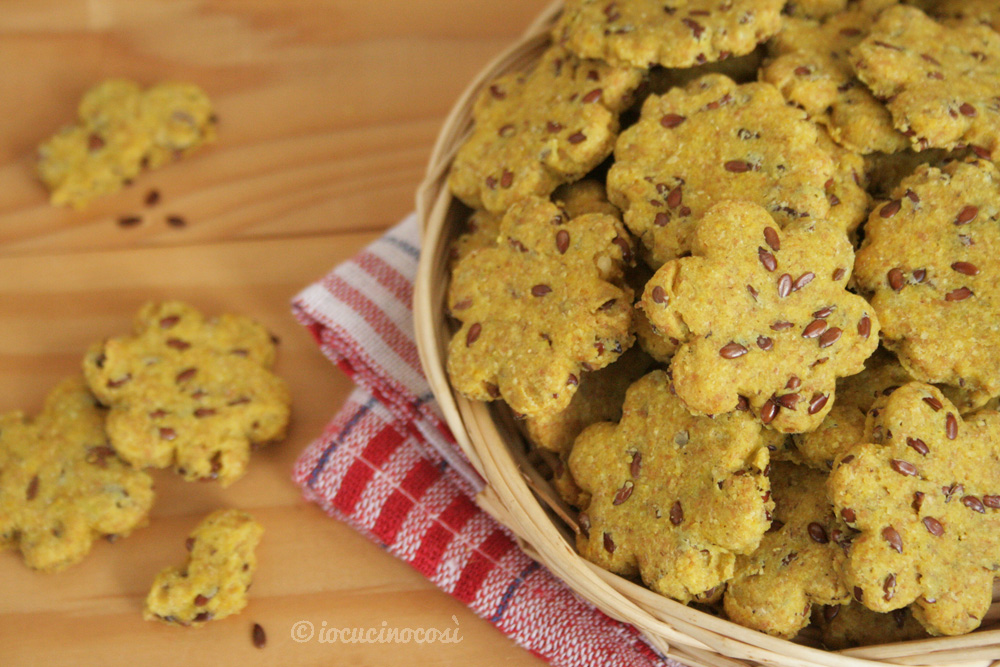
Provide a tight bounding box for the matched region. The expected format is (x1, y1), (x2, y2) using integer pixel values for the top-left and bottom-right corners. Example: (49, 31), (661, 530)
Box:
(443, 0), (1000, 647)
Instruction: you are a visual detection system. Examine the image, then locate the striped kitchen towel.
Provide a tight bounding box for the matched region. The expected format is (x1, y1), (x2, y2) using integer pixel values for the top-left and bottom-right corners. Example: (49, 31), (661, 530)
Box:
(291, 213), (673, 667)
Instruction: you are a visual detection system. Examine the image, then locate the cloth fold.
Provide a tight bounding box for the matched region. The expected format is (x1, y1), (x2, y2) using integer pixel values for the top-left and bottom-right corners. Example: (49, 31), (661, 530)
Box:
(291, 213), (672, 667)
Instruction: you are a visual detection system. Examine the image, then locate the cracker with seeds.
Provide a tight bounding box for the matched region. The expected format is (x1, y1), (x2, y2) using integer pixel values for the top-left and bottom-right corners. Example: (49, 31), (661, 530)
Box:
(852, 5), (1000, 159)
(83, 301), (290, 487)
(762, 9), (909, 154)
(853, 158), (1000, 409)
(814, 602), (929, 649)
(144, 509), (263, 626)
(553, 0), (784, 69)
(37, 79), (216, 208)
(570, 370), (772, 603)
(0, 377), (154, 572)
(608, 75), (866, 266)
(640, 200), (879, 433)
(447, 197), (635, 417)
(828, 383), (1000, 635)
(448, 46), (643, 214)
(724, 462), (851, 638)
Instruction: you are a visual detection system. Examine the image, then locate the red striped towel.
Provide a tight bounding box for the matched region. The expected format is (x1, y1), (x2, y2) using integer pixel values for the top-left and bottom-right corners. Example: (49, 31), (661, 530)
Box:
(291, 214), (674, 666)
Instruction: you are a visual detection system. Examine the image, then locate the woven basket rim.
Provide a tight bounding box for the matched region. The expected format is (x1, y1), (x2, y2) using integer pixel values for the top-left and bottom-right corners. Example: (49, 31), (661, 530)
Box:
(412, 3), (1000, 666)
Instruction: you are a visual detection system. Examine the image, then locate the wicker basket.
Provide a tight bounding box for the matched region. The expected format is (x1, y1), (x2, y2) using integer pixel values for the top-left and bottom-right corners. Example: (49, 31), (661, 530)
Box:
(413, 3), (1000, 665)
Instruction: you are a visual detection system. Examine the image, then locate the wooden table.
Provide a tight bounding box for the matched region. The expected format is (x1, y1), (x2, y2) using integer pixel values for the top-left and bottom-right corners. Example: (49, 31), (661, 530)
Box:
(0, 2), (549, 664)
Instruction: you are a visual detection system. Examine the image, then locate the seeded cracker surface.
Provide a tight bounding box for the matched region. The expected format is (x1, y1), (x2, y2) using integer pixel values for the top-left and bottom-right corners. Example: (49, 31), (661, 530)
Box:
(447, 197), (634, 417)
(640, 201), (879, 433)
(447, 45), (642, 214)
(780, 0), (847, 20)
(608, 74), (865, 266)
(0, 377), (154, 572)
(852, 5), (1000, 159)
(83, 301), (291, 486)
(762, 7), (909, 154)
(569, 370), (772, 603)
(144, 509), (263, 626)
(828, 383), (1000, 635)
(815, 601), (929, 649)
(723, 462), (850, 638)
(37, 79), (216, 208)
(553, 0), (784, 69)
(853, 159), (1000, 409)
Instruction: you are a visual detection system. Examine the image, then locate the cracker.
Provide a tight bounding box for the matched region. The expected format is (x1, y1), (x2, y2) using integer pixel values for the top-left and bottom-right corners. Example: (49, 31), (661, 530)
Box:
(814, 602), (929, 649)
(448, 46), (643, 213)
(553, 0), (784, 69)
(792, 350), (914, 470)
(640, 200), (879, 433)
(828, 383), (1000, 635)
(781, 0), (848, 20)
(762, 9), (909, 154)
(37, 79), (216, 208)
(608, 74), (866, 265)
(569, 370), (772, 603)
(447, 197), (635, 417)
(0, 377), (154, 572)
(144, 509), (263, 626)
(723, 462), (851, 638)
(852, 5), (1000, 159)
(853, 158), (1000, 409)
(83, 301), (290, 487)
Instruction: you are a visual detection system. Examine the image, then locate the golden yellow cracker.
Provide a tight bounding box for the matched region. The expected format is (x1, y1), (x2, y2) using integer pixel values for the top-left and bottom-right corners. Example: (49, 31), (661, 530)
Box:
(641, 201), (879, 433)
(570, 370), (773, 603)
(814, 601), (930, 649)
(608, 75), (865, 266)
(37, 79), (216, 208)
(0, 377), (154, 572)
(83, 301), (290, 487)
(447, 197), (635, 417)
(448, 45), (643, 214)
(853, 158), (1000, 409)
(553, 0), (783, 69)
(852, 5), (1000, 159)
(144, 509), (263, 626)
(524, 345), (652, 457)
(828, 383), (1000, 635)
(762, 10), (909, 154)
(724, 462), (851, 638)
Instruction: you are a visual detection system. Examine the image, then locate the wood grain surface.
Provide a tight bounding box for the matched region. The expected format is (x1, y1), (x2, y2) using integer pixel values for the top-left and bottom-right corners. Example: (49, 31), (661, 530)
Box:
(0, 1), (549, 664)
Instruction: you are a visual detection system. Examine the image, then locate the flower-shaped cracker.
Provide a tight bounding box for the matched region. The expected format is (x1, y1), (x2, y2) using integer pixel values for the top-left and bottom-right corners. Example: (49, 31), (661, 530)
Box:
(828, 383), (1000, 635)
(83, 301), (290, 487)
(853, 158), (1000, 409)
(852, 5), (1000, 159)
(723, 462), (850, 638)
(553, 0), (783, 69)
(570, 370), (772, 603)
(609, 75), (866, 266)
(447, 197), (635, 417)
(0, 377), (153, 572)
(640, 200), (879, 433)
(448, 45), (643, 213)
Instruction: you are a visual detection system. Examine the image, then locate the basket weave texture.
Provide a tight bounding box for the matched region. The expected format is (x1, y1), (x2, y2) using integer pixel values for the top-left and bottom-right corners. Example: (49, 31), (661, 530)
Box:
(414, 3), (1000, 665)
